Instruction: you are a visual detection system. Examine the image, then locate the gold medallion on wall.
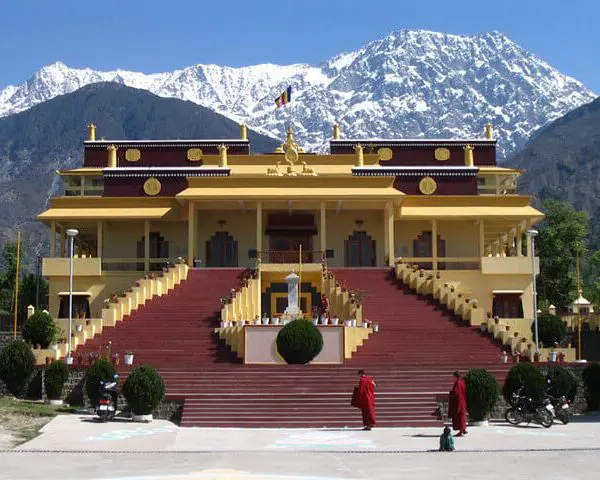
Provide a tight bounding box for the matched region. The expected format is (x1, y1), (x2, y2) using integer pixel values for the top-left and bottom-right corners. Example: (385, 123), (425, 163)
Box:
(125, 148), (141, 162)
(143, 177), (162, 196)
(377, 147), (393, 162)
(187, 148), (203, 162)
(419, 176), (437, 195)
(434, 147), (450, 161)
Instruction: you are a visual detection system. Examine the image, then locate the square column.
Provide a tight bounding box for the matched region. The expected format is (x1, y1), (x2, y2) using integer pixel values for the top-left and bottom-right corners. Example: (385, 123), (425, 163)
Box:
(144, 220), (150, 272)
(187, 201), (196, 267)
(320, 201), (327, 255)
(431, 219), (438, 270)
(60, 227), (66, 257)
(256, 201), (263, 258)
(97, 220), (103, 258)
(387, 202), (395, 266)
(517, 222), (524, 256)
(478, 220), (485, 257)
(50, 221), (56, 257)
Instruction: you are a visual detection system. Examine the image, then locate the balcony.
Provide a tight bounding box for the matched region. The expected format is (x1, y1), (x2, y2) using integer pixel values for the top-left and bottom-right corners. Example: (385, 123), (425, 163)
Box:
(481, 256), (539, 275)
(42, 257), (102, 277)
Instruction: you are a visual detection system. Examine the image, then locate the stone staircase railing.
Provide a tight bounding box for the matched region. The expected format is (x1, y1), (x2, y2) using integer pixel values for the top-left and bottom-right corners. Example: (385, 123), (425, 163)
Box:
(219, 273), (261, 324)
(32, 262), (189, 365)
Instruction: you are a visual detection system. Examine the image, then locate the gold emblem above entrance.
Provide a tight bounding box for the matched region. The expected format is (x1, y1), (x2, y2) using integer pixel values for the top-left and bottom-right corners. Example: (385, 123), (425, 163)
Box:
(125, 148), (141, 162)
(419, 176), (437, 195)
(434, 147), (450, 161)
(187, 148), (203, 161)
(377, 147), (393, 162)
(143, 177), (162, 196)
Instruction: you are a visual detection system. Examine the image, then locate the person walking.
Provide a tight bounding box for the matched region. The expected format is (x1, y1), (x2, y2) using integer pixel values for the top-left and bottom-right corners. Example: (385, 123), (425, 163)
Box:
(448, 370), (468, 436)
(351, 369), (376, 430)
(319, 294), (329, 319)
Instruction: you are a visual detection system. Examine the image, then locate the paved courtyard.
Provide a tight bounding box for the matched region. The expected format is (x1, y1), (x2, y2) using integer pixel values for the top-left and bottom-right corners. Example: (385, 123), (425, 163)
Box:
(0, 415), (598, 479)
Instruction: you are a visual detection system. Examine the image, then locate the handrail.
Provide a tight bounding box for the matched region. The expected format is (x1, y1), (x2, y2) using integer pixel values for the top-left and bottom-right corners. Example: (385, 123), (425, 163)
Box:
(258, 250), (326, 264)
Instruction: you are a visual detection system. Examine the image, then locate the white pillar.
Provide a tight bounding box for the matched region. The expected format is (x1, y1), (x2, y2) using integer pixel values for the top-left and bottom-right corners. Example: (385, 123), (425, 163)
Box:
(432, 219), (438, 270)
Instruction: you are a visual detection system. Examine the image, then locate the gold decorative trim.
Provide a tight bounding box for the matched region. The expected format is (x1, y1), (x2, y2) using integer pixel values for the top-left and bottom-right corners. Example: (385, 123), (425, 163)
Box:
(378, 147), (393, 162)
(434, 147), (450, 161)
(419, 176), (437, 195)
(125, 148), (141, 162)
(187, 148), (203, 162)
(143, 177), (162, 196)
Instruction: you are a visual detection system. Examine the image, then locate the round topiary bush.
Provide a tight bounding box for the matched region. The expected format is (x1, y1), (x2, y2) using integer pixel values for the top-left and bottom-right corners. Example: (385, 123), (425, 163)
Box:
(503, 362), (546, 403)
(582, 362), (600, 410)
(22, 311), (57, 348)
(123, 365), (166, 416)
(465, 368), (500, 421)
(546, 365), (578, 402)
(85, 358), (116, 406)
(276, 319), (324, 364)
(44, 361), (69, 400)
(533, 313), (567, 347)
(0, 340), (36, 397)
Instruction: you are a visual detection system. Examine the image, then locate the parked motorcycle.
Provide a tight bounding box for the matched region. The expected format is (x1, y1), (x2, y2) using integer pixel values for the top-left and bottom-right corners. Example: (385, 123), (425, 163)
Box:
(505, 388), (553, 428)
(95, 374), (119, 422)
(545, 378), (571, 425)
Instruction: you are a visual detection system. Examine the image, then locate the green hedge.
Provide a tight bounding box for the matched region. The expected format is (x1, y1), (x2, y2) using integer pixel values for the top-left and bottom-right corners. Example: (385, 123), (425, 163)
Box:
(582, 363), (600, 410)
(465, 368), (500, 421)
(503, 363), (546, 403)
(533, 313), (567, 347)
(22, 311), (57, 348)
(85, 359), (116, 406)
(546, 365), (578, 402)
(0, 340), (36, 397)
(276, 320), (323, 364)
(123, 365), (166, 415)
(44, 361), (69, 400)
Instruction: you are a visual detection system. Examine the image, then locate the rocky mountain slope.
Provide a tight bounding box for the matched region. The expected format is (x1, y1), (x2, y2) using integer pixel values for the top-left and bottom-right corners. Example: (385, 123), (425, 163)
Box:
(0, 83), (279, 268)
(0, 30), (595, 157)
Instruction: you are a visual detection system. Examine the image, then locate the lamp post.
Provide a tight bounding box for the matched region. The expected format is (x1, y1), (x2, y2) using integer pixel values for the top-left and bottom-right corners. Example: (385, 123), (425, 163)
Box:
(527, 229), (539, 354)
(66, 229), (79, 357)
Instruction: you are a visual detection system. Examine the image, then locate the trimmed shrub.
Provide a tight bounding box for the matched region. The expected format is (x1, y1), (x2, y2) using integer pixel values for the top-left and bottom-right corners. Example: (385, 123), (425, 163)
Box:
(276, 320), (323, 364)
(465, 368), (500, 421)
(533, 313), (566, 347)
(582, 362), (600, 410)
(546, 366), (578, 402)
(44, 361), (69, 400)
(123, 365), (166, 415)
(85, 359), (116, 406)
(0, 340), (36, 397)
(22, 311), (57, 348)
(503, 363), (546, 403)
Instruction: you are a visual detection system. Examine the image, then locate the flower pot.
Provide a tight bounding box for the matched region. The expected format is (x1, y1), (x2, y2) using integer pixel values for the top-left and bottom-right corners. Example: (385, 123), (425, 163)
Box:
(513, 332), (519, 338)
(65, 356), (74, 365)
(344, 320), (352, 327)
(494, 318), (500, 325)
(351, 319), (357, 327)
(363, 322), (369, 328)
(373, 324), (380, 332)
(219, 321), (225, 328)
(237, 320), (246, 327)
(76, 324), (83, 333)
(124, 354), (134, 366)
(262, 318), (270, 325)
(549, 351), (558, 362)
(132, 414), (153, 423)
(112, 357), (120, 366)
(331, 318), (340, 325)
(271, 318), (280, 325)
(501, 353), (508, 363)
(321, 318), (329, 325)
(505, 325), (511, 332)
(533, 353), (540, 362)
(312, 318), (319, 325)
(480, 323), (487, 333)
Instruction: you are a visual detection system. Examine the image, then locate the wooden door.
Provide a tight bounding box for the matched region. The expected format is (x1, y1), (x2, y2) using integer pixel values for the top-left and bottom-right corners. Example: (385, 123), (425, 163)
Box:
(344, 231), (376, 267)
(206, 232), (238, 267)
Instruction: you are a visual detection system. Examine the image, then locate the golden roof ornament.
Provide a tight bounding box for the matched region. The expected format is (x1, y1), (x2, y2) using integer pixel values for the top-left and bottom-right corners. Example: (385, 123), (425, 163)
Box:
(268, 126), (315, 176)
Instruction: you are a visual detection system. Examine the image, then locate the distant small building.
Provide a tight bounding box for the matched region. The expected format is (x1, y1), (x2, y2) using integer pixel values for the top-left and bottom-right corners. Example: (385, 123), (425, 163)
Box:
(568, 290), (594, 315)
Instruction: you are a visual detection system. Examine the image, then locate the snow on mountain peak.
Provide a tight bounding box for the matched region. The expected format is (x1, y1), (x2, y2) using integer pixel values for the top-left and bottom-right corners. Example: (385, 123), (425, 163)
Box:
(0, 29), (595, 156)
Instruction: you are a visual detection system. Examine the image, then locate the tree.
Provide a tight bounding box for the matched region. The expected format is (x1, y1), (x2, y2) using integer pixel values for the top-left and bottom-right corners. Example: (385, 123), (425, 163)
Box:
(537, 200), (589, 311)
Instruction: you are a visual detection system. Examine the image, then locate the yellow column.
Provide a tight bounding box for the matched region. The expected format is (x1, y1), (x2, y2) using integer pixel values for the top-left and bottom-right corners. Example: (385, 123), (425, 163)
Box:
(320, 201), (327, 255)
(187, 201), (196, 267)
(97, 220), (103, 258)
(144, 220), (150, 272)
(432, 219), (438, 270)
(50, 221), (56, 257)
(256, 202), (263, 258)
(60, 227), (66, 257)
(516, 223), (523, 256)
(80, 176), (85, 196)
(387, 202), (395, 266)
(478, 220), (485, 257)
(383, 207), (389, 265)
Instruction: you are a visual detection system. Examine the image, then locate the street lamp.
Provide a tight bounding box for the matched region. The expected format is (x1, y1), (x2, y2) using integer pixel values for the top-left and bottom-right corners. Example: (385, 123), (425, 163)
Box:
(526, 229), (539, 354)
(66, 228), (79, 357)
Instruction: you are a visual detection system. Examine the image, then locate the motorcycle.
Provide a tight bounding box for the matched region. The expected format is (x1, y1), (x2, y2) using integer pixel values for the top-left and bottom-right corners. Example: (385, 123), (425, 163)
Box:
(546, 393), (571, 424)
(504, 388), (553, 428)
(95, 373), (119, 422)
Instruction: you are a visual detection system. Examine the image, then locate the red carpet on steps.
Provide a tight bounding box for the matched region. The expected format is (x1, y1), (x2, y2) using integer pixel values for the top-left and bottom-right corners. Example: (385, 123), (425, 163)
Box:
(75, 267), (509, 428)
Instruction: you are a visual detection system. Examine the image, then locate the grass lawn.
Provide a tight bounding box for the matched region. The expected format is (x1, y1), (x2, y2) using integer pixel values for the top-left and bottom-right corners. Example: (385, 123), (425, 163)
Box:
(0, 397), (77, 446)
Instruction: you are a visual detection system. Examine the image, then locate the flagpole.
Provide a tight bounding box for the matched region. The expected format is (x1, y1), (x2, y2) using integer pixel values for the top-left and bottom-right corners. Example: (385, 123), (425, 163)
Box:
(298, 244), (302, 318)
(13, 231), (21, 339)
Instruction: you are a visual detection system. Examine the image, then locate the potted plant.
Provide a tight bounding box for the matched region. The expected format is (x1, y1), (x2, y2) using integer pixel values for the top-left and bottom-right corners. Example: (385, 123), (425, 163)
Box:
(558, 352), (566, 363)
(124, 351), (134, 365)
(505, 325), (511, 332)
(44, 361), (69, 405)
(331, 317), (340, 326)
(494, 316), (500, 325)
(112, 353), (120, 366)
(533, 352), (541, 362)
(480, 322), (487, 333)
(313, 317), (319, 326)
(321, 316), (329, 325)
(372, 323), (380, 333)
(513, 331), (519, 338)
(65, 355), (74, 365)
(465, 368), (500, 426)
(500, 351), (508, 363)
(123, 365), (166, 422)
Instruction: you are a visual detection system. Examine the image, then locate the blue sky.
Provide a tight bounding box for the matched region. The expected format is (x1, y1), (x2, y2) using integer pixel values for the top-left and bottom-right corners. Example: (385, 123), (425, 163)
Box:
(0, 0), (598, 92)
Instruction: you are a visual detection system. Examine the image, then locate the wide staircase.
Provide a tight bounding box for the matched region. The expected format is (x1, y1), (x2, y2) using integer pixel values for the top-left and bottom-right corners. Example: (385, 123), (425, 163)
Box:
(75, 267), (509, 428)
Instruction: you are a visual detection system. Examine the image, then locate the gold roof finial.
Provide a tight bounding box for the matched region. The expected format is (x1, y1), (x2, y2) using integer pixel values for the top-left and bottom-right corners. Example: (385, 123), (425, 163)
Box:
(87, 123), (96, 141)
(463, 145), (474, 167)
(333, 124), (340, 140)
(484, 123), (493, 140)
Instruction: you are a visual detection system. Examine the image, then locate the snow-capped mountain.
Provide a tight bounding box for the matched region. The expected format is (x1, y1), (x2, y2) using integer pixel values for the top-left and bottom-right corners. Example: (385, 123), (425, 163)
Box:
(0, 30), (596, 156)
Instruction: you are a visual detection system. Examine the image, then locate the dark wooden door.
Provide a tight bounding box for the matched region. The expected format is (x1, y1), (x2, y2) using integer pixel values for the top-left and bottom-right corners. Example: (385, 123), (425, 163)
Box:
(269, 235), (313, 263)
(344, 231), (376, 267)
(206, 231), (238, 267)
(413, 231), (445, 269)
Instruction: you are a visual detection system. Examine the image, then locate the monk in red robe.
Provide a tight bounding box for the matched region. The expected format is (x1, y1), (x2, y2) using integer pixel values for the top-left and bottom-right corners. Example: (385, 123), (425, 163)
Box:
(320, 294), (329, 318)
(448, 371), (468, 436)
(351, 369), (376, 430)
